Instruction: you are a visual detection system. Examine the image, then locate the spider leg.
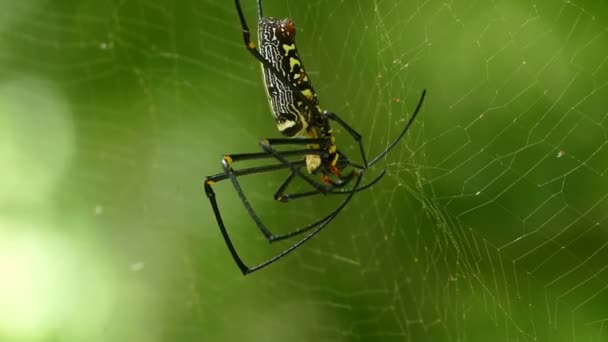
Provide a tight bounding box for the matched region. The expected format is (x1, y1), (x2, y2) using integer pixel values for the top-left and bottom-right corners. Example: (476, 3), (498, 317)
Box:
(208, 148), (326, 240)
(269, 172), (373, 242)
(260, 158), (389, 245)
(208, 160), (361, 243)
(208, 135), (344, 208)
(207, 159), (306, 184)
(258, 138), (386, 195)
(260, 139), (384, 203)
(260, 138), (336, 194)
(368, 89), (426, 167)
(205, 134), (379, 273)
(256, 137), (368, 196)
(273, 170), (297, 202)
(326, 169), (387, 195)
(204, 142), (344, 270)
(274, 170), (384, 200)
(256, 0), (263, 19)
(244, 176), (363, 274)
(205, 160), (363, 275)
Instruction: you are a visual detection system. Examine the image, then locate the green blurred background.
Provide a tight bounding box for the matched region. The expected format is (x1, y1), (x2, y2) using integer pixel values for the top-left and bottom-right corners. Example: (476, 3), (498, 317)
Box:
(2, 0), (608, 341)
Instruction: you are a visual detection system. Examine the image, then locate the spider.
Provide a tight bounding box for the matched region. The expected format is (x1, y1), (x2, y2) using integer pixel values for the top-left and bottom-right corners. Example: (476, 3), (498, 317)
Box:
(204, 0), (426, 275)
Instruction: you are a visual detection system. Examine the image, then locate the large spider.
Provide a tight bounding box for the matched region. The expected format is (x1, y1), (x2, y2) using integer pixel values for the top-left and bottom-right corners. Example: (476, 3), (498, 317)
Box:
(204, 0), (426, 275)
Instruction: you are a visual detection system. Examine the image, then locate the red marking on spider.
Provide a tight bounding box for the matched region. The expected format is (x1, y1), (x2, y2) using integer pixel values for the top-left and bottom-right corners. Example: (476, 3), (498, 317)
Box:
(283, 19), (296, 36)
(329, 164), (342, 176)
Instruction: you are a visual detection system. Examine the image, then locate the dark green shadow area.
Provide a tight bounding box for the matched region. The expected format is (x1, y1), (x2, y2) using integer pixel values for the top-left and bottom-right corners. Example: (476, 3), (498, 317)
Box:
(1, 0), (608, 341)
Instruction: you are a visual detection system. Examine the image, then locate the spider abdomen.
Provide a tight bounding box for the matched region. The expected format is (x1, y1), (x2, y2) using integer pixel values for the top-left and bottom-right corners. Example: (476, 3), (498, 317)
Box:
(258, 17), (320, 138)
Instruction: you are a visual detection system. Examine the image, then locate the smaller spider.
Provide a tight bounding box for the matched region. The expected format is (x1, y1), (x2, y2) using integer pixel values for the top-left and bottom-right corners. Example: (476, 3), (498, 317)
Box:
(204, 0), (426, 275)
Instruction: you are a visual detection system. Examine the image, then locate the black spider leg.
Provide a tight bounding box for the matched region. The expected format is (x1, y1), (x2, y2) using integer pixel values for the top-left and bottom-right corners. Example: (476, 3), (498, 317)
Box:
(256, 0), (263, 19)
(275, 166), (386, 202)
(205, 150), (364, 274)
(213, 145), (327, 240)
(368, 89), (427, 167)
(208, 176), (362, 275)
(207, 158), (380, 238)
(269, 148), (386, 203)
(259, 138), (388, 198)
(208, 152), (383, 245)
(207, 137), (372, 243)
(266, 171), (384, 244)
(205, 138), (382, 271)
(257, 137), (351, 194)
(208, 136), (354, 235)
(207, 159), (306, 184)
(265, 155), (388, 242)
(263, 174), (391, 247)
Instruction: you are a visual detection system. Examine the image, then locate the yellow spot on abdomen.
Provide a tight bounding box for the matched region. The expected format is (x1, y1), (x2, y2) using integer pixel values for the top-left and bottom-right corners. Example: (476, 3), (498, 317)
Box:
(283, 44), (296, 56)
(301, 89), (313, 100)
(289, 57), (301, 72)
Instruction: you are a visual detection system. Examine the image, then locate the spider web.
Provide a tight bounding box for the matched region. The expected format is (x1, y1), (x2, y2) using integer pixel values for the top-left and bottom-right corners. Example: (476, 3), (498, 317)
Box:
(1, 0), (608, 341)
